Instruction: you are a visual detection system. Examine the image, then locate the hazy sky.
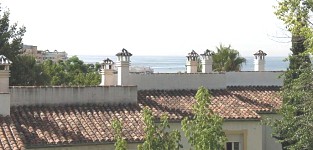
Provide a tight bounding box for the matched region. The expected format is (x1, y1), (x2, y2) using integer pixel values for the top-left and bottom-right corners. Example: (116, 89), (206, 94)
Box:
(2, 0), (291, 56)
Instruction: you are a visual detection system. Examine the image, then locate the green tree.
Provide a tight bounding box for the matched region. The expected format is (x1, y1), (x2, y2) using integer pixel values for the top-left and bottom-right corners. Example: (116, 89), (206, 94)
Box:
(42, 60), (68, 85)
(181, 86), (226, 150)
(268, 1), (313, 149)
(112, 119), (127, 150)
(84, 72), (101, 85)
(138, 107), (182, 150)
(64, 56), (100, 86)
(10, 55), (48, 85)
(274, 0), (313, 53)
(41, 56), (101, 86)
(0, 5), (26, 61)
(270, 61), (313, 150)
(212, 44), (246, 72)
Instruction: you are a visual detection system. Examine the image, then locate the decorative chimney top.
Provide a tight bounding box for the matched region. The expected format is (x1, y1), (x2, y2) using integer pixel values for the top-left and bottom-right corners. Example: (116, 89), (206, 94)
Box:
(0, 55), (12, 70)
(253, 50), (267, 59)
(100, 58), (114, 65)
(116, 48), (133, 56)
(116, 48), (132, 62)
(186, 50), (199, 61)
(200, 49), (215, 58)
(100, 58), (114, 70)
(0, 55), (12, 65)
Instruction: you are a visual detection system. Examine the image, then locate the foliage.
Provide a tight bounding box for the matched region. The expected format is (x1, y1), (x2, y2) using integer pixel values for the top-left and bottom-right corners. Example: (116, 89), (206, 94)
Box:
(288, 35), (311, 71)
(10, 55), (100, 86)
(112, 119), (127, 150)
(268, 40), (313, 149)
(269, 60), (313, 150)
(10, 55), (49, 85)
(268, 1), (313, 149)
(41, 56), (101, 86)
(212, 44), (246, 72)
(138, 107), (182, 150)
(0, 5), (26, 61)
(0, 4), (28, 85)
(274, 0), (313, 53)
(181, 86), (226, 150)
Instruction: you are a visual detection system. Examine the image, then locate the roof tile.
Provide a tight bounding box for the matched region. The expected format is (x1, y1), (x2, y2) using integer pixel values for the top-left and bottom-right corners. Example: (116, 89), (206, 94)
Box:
(0, 86), (281, 149)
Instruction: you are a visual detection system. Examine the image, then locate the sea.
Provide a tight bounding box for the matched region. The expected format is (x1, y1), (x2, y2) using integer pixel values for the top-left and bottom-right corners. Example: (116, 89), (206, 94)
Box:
(74, 55), (289, 73)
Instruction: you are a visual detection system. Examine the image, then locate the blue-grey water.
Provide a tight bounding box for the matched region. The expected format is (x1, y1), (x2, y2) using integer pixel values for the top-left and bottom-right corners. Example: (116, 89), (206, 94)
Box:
(74, 55), (289, 73)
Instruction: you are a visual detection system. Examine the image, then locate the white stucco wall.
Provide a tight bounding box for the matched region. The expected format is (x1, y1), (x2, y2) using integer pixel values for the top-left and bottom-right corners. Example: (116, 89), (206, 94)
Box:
(121, 71), (283, 90)
(186, 61), (198, 73)
(116, 61), (130, 86)
(201, 59), (213, 73)
(169, 120), (272, 150)
(0, 93), (10, 116)
(226, 71), (283, 86)
(254, 59), (265, 71)
(223, 121), (263, 150)
(10, 86), (137, 106)
(0, 71), (10, 93)
(128, 73), (227, 90)
(168, 123), (192, 150)
(260, 114), (283, 150)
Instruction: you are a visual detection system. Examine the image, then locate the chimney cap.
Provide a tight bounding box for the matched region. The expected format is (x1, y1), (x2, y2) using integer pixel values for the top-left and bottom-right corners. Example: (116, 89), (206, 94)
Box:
(253, 50), (267, 56)
(200, 49), (215, 56)
(100, 58), (114, 65)
(116, 48), (133, 56)
(186, 50), (199, 57)
(0, 55), (12, 65)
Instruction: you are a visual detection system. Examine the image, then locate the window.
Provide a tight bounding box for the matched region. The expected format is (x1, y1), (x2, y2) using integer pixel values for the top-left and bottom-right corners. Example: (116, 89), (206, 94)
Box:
(226, 142), (240, 150)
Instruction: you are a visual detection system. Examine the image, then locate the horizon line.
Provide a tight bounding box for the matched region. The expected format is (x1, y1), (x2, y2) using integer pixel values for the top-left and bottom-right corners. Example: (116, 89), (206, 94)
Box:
(69, 54), (289, 57)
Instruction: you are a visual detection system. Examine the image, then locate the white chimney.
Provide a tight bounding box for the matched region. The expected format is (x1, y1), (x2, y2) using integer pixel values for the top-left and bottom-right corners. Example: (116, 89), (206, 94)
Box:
(186, 50), (199, 73)
(0, 55), (11, 116)
(200, 49), (214, 73)
(99, 58), (115, 86)
(116, 48), (132, 85)
(254, 50), (267, 71)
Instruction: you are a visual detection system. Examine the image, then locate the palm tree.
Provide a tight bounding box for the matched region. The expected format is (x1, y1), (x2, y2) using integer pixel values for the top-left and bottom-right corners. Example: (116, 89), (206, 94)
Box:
(213, 44), (246, 72)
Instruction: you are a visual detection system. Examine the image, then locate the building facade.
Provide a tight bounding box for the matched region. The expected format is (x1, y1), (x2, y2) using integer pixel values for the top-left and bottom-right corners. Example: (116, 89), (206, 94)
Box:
(0, 49), (283, 150)
(21, 45), (68, 63)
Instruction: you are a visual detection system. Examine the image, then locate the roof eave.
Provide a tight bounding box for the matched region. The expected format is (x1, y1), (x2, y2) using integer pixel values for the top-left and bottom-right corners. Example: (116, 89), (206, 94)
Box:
(25, 141), (144, 149)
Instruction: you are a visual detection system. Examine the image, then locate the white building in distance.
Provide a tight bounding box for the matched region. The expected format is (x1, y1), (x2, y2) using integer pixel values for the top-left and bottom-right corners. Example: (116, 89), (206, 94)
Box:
(21, 44), (68, 63)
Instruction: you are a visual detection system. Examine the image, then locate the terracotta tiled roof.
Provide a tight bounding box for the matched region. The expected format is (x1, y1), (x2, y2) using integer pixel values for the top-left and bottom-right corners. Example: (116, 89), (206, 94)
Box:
(5, 104), (145, 149)
(0, 86), (282, 149)
(137, 88), (279, 120)
(227, 86), (281, 112)
(0, 116), (25, 150)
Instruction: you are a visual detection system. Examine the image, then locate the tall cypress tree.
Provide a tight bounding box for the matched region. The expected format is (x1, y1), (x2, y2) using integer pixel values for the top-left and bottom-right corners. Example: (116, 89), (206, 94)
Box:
(271, 34), (312, 149)
(270, 1), (313, 149)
